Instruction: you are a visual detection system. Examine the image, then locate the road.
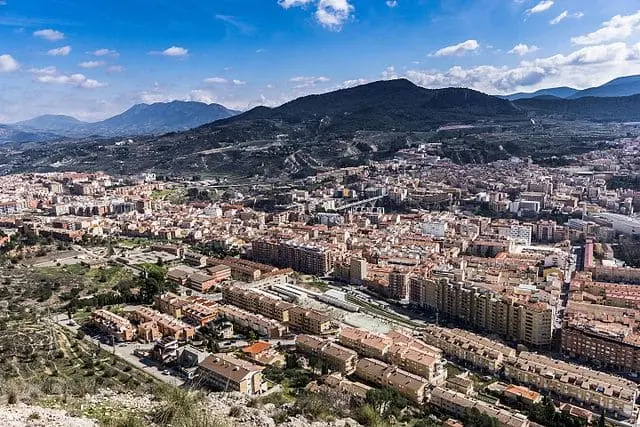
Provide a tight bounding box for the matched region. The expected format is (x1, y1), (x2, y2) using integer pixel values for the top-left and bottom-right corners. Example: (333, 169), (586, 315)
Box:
(53, 313), (184, 386)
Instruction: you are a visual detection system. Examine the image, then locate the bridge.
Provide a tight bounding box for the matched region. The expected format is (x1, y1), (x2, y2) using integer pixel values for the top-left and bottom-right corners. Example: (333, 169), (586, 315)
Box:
(335, 195), (387, 212)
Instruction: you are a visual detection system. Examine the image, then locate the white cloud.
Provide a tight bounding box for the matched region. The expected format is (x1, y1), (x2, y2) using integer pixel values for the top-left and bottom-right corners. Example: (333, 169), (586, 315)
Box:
(92, 48), (118, 57)
(433, 39), (480, 57)
(279, 0), (354, 31)
(29, 66), (57, 75)
(47, 46), (71, 56)
(399, 41), (640, 95)
(33, 29), (64, 41)
(341, 78), (368, 88)
(36, 73), (106, 89)
(549, 10), (567, 25)
(79, 60), (105, 69)
(278, 0), (313, 8)
(386, 1), (398, 8)
(509, 44), (539, 56)
(204, 77), (229, 84)
(159, 46), (189, 57)
(203, 77), (246, 85)
(186, 90), (217, 104)
(550, 10), (583, 25)
(524, 42), (640, 68)
(290, 76), (330, 88)
(106, 65), (125, 73)
(572, 10), (640, 45)
(0, 54), (19, 72)
(382, 66), (398, 79)
(315, 0), (355, 30)
(526, 1), (554, 15)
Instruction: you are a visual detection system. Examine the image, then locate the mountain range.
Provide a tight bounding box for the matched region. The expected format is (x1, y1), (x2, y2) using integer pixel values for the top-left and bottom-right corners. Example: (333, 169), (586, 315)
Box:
(5, 74), (640, 147)
(4, 78), (638, 178)
(502, 75), (640, 101)
(1, 101), (239, 143)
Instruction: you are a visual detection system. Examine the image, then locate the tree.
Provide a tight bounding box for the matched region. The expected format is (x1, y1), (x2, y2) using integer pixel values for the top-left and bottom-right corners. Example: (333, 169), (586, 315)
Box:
(76, 329), (85, 340)
(365, 387), (408, 421)
(597, 409), (606, 427)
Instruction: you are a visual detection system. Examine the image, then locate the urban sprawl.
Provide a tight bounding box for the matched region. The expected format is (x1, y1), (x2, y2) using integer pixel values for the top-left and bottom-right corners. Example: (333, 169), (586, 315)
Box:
(2, 139), (640, 427)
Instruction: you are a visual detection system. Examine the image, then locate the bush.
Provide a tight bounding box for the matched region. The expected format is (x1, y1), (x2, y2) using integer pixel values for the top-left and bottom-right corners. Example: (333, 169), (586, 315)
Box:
(229, 406), (243, 417)
(356, 404), (384, 427)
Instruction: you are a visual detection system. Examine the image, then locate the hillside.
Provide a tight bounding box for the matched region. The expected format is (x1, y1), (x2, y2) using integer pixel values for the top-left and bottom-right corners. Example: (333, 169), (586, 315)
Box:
(4, 78), (639, 178)
(14, 115), (87, 134)
(87, 101), (240, 136)
(0, 125), (59, 144)
(503, 87), (578, 101)
(513, 94), (640, 121)
(505, 75), (640, 101)
(568, 75), (640, 99)
(212, 78), (522, 134)
(4, 101), (240, 141)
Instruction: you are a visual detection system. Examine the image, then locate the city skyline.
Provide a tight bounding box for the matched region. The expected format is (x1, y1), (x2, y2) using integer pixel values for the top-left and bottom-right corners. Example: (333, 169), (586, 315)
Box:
(1, 0), (640, 121)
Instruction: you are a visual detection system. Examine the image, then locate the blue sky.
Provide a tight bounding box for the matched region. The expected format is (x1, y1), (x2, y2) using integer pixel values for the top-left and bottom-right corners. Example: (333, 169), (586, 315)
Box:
(1, 0), (640, 122)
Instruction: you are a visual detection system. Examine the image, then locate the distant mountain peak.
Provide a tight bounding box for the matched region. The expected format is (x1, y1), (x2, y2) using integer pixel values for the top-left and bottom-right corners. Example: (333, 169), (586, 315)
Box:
(504, 75), (640, 101)
(7, 101), (239, 140)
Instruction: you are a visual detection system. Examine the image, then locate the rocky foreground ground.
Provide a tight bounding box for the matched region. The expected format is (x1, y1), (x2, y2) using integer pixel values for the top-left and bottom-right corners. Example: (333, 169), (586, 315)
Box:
(0, 390), (362, 427)
(0, 403), (97, 427)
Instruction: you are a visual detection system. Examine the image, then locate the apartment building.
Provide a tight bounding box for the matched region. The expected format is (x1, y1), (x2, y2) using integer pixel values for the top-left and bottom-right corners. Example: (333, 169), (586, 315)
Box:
(155, 292), (191, 318)
(217, 305), (287, 338)
(206, 257), (277, 282)
(186, 271), (219, 293)
(339, 326), (447, 384)
(587, 266), (640, 284)
(409, 276), (438, 307)
(430, 387), (530, 427)
(167, 265), (220, 292)
(387, 343), (447, 385)
(251, 239), (334, 276)
(222, 285), (294, 323)
(562, 326), (640, 372)
(182, 302), (217, 327)
(355, 358), (429, 404)
(323, 373), (373, 399)
(388, 269), (410, 300)
(295, 335), (358, 375)
(183, 251), (208, 267)
(339, 326), (392, 359)
(205, 264), (232, 283)
(288, 306), (333, 335)
(560, 301), (640, 372)
(422, 325), (516, 373)
(504, 352), (638, 418)
(198, 354), (264, 395)
(132, 307), (195, 341)
(90, 309), (135, 342)
(430, 280), (555, 347)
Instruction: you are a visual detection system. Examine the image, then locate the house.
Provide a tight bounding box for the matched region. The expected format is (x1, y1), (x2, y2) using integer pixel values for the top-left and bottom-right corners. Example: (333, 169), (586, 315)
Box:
(198, 354), (264, 395)
(242, 341), (285, 366)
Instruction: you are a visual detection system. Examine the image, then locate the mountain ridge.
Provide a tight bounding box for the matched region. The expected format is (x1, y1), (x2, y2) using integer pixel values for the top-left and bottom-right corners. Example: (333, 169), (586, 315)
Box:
(5, 101), (240, 140)
(504, 75), (640, 101)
